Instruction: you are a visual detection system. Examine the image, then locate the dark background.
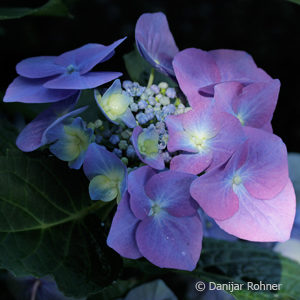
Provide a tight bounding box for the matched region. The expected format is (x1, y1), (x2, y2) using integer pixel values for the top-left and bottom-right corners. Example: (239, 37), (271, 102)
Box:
(1, 0), (300, 151)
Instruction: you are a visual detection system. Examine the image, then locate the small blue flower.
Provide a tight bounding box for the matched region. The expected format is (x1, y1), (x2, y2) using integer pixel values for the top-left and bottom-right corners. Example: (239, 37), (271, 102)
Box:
(145, 107), (154, 114)
(4, 38), (126, 103)
(126, 145), (136, 159)
(122, 80), (133, 90)
(95, 134), (103, 144)
(150, 84), (160, 94)
(163, 104), (176, 115)
(49, 117), (94, 169)
(136, 112), (148, 125)
(109, 134), (120, 145)
(145, 112), (154, 121)
(130, 103), (139, 112)
(95, 79), (136, 128)
(113, 148), (123, 158)
(125, 82), (145, 97)
(83, 143), (127, 203)
(138, 100), (148, 109)
(148, 96), (156, 106)
(132, 125), (165, 170)
(118, 140), (128, 150)
(166, 87), (176, 98)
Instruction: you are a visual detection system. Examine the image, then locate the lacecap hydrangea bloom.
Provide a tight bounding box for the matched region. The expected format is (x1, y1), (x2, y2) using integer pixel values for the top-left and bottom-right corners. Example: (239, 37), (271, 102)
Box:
(5, 11), (296, 272)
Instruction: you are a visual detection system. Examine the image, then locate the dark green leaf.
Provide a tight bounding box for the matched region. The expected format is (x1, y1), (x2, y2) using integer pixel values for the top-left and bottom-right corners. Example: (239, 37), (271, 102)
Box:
(0, 0), (71, 20)
(123, 238), (300, 300)
(0, 151), (122, 297)
(123, 48), (177, 87)
(88, 279), (138, 300)
(0, 118), (18, 155)
(287, 0), (300, 4)
(192, 238), (300, 300)
(75, 89), (101, 123)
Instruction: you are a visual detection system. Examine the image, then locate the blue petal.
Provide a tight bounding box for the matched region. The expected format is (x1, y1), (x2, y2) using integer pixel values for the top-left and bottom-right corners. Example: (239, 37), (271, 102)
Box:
(16, 92), (87, 152)
(44, 71), (122, 90)
(16, 56), (64, 78)
(83, 143), (127, 201)
(135, 12), (178, 77)
(54, 38), (126, 74)
(107, 192), (142, 259)
(3, 76), (77, 103)
(49, 117), (93, 169)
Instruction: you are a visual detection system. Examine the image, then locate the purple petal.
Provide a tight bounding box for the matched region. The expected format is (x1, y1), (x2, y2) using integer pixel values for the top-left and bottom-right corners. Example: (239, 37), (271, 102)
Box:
(16, 56), (65, 78)
(214, 81), (244, 114)
(173, 48), (220, 106)
(135, 12), (178, 76)
(232, 80), (280, 129)
(208, 112), (246, 170)
(216, 180), (296, 242)
(190, 166), (239, 221)
(242, 127), (289, 200)
(120, 108), (137, 129)
(132, 126), (165, 170)
(136, 213), (203, 271)
(54, 38), (126, 74)
(3, 76), (77, 103)
(128, 166), (156, 220)
(144, 171), (197, 217)
(166, 114), (199, 153)
(198, 209), (238, 241)
(107, 192), (142, 259)
(16, 92), (85, 152)
(44, 71), (122, 90)
(215, 80), (279, 131)
(209, 49), (272, 83)
(170, 152), (212, 175)
(83, 143), (127, 180)
(261, 122), (273, 133)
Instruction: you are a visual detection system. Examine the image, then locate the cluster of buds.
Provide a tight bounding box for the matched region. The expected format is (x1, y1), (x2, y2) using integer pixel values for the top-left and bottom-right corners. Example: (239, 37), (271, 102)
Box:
(93, 80), (189, 168)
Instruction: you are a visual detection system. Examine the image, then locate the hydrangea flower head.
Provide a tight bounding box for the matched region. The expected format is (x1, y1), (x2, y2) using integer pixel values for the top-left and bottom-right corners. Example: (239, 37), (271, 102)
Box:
(16, 92), (87, 152)
(4, 38), (126, 103)
(166, 101), (245, 174)
(135, 12), (179, 77)
(190, 127), (295, 241)
(132, 125), (165, 170)
(107, 166), (203, 271)
(214, 80), (280, 132)
(95, 79), (136, 128)
(48, 117), (94, 169)
(173, 48), (273, 106)
(83, 143), (127, 202)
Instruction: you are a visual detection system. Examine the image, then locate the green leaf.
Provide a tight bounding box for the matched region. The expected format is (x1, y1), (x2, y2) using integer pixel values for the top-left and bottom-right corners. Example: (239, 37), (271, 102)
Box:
(0, 151), (122, 297)
(88, 279), (139, 300)
(123, 48), (177, 87)
(0, 118), (18, 155)
(123, 238), (300, 300)
(0, 0), (71, 20)
(75, 89), (101, 123)
(192, 238), (300, 300)
(287, 0), (300, 4)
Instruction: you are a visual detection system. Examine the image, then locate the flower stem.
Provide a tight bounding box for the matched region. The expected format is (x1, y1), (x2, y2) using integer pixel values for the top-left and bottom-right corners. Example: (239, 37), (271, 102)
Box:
(30, 279), (41, 300)
(147, 68), (155, 88)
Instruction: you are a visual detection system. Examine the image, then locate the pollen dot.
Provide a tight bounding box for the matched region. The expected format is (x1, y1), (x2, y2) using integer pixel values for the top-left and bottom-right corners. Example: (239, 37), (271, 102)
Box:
(232, 175), (242, 185)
